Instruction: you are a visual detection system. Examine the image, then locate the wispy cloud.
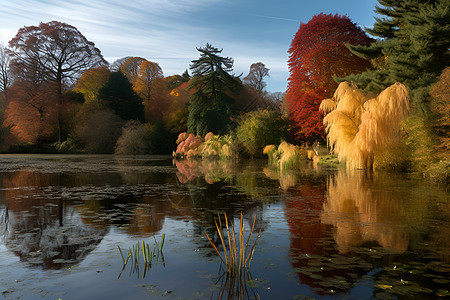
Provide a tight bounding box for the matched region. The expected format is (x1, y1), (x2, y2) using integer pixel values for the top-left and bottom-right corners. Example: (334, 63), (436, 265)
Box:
(245, 13), (300, 23)
(0, 0), (295, 91)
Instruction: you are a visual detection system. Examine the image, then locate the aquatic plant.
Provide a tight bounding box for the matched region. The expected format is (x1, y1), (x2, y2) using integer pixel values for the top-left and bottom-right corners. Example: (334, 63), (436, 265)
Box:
(117, 234), (165, 278)
(205, 212), (260, 276)
(320, 82), (410, 170)
(214, 265), (261, 300)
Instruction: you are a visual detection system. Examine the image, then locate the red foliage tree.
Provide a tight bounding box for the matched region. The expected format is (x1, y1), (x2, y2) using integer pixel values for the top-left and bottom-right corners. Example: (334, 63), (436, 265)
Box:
(8, 21), (107, 142)
(286, 13), (373, 141)
(4, 81), (58, 143)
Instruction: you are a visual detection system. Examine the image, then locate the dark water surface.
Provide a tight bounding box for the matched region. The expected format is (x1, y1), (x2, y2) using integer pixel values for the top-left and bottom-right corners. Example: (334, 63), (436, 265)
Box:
(0, 154), (448, 299)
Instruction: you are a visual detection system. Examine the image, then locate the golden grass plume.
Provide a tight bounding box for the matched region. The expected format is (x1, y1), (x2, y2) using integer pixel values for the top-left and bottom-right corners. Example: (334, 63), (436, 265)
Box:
(320, 82), (410, 170)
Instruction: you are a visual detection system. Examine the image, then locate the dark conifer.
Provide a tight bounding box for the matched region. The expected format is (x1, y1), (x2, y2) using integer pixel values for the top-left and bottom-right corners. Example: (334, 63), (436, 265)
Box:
(339, 0), (450, 111)
(187, 43), (241, 136)
(98, 71), (145, 122)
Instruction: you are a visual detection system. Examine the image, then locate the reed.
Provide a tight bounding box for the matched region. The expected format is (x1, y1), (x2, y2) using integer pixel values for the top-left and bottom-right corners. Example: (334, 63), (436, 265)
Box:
(214, 264), (261, 300)
(206, 212), (260, 276)
(117, 234), (165, 278)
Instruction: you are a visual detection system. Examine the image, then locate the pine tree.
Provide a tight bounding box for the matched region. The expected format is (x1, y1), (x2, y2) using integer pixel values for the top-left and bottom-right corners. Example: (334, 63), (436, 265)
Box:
(339, 0), (450, 110)
(187, 43), (241, 136)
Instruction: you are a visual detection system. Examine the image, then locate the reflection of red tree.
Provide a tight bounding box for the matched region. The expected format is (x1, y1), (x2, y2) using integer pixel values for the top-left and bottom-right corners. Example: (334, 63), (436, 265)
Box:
(284, 183), (330, 291)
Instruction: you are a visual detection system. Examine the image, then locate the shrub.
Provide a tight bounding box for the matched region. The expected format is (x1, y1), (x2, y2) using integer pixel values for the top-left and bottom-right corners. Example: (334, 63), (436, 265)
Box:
(235, 109), (288, 157)
(174, 131), (235, 159)
(199, 134), (235, 159)
(320, 82), (410, 170)
(174, 132), (203, 158)
(115, 120), (152, 155)
(75, 107), (124, 153)
(264, 141), (307, 171)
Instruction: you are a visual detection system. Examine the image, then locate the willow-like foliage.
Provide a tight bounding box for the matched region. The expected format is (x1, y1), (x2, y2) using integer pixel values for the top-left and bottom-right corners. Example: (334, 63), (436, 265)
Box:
(321, 82), (409, 170)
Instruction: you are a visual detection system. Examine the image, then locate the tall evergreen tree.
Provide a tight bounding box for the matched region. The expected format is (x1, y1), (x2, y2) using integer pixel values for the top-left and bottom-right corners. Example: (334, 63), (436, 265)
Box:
(98, 72), (145, 122)
(187, 43), (241, 136)
(339, 0), (450, 111)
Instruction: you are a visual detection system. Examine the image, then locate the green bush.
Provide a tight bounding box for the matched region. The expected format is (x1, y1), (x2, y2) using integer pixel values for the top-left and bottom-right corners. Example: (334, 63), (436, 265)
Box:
(235, 109), (288, 157)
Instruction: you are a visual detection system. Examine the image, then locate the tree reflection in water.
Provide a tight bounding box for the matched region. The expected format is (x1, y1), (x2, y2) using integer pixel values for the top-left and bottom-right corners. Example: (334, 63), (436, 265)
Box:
(321, 171), (412, 253)
(1, 172), (108, 270)
(278, 167), (450, 297)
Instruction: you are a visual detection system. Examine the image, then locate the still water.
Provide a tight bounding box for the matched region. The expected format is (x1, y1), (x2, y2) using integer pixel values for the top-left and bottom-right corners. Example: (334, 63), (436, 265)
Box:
(0, 155), (448, 299)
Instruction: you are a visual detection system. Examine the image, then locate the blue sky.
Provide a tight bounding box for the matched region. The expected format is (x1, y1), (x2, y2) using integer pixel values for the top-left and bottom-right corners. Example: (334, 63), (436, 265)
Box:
(0, 0), (379, 92)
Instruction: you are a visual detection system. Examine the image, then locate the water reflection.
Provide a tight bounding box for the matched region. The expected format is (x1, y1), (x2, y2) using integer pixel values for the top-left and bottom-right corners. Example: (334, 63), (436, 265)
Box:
(275, 167), (450, 296)
(1, 172), (107, 269)
(174, 159), (234, 184)
(0, 156), (448, 299)
(321, 171), (427, 254)
(0, 159), (270, 270)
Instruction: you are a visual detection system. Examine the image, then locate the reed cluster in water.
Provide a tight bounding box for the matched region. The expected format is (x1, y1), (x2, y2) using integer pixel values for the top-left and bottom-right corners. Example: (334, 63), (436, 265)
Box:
(117, 234), (165, 278)
(206, 212), (260, 276)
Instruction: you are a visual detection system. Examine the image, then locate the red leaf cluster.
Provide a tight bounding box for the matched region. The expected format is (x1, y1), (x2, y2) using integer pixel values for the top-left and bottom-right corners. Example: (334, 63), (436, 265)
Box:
(286, 13), (373, 141)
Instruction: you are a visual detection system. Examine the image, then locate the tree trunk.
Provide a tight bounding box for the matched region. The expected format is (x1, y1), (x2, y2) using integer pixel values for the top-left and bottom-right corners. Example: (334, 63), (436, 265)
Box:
(56, 73), (64, 142)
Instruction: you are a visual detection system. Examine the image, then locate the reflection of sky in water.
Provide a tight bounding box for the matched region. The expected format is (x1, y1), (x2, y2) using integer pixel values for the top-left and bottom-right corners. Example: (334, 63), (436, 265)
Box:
(0, 155), (448, 299)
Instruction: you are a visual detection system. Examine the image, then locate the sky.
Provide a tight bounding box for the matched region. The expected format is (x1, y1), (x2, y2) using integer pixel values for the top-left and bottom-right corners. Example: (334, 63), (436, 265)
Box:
(0, 0), (379, 92)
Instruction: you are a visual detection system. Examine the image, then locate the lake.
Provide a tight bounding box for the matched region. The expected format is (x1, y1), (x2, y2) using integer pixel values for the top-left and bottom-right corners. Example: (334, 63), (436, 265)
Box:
(0, 154), (448, 299)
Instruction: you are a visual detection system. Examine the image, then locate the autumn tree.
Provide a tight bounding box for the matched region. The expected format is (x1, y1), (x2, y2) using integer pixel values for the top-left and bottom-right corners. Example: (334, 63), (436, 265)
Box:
(73, 67), (111, 103)
(4, 80), (58, 144)
(119, 57), (145, 85)
(8, 21), (107, 142)
(167, 80), (190, 135)
(134, 60), (165, 122)
(286, 13), (373, 142)
(74, 106), (124, 153)
(143, 77), (172, 123)
(167, 70), (190, 90)
(429, 67), (450, 158)
(110, 56), (131, 72)
(188, 43), (241, 136)
(0, 45), (11, 146)
(134, 60), (163, 101)
(243, 62), (269, 93)
(98, 72), (144, 122)
(320, 82), (410, 170)
(0, 45), (12, 102)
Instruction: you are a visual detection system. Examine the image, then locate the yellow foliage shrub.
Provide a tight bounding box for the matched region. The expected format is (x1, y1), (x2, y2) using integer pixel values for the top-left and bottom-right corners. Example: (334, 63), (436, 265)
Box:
(321, 82), (410, 170)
